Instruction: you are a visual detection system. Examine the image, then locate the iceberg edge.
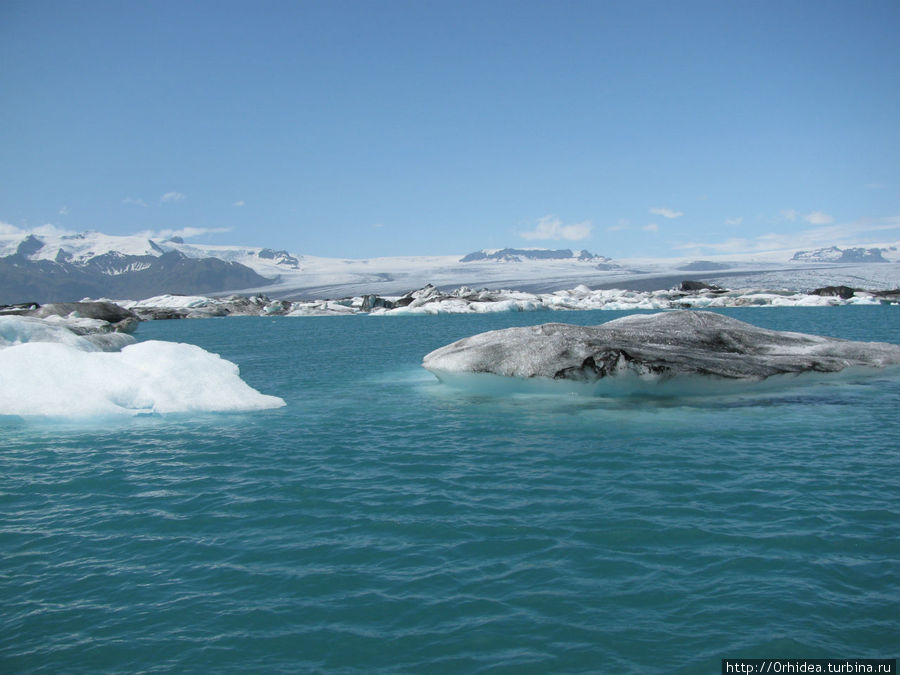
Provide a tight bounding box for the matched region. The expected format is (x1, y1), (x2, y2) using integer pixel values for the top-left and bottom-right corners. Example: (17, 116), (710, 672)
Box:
(422, 311), (900, 391)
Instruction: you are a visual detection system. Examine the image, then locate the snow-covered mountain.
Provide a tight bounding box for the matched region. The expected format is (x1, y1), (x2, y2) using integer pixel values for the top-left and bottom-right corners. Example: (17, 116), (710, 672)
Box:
(0, 229), (301, 273)
(459, 248), (617, 266)
(0, 230), (277, 303)
(790, 246), (894, 263)
(2, 226), (899, 304)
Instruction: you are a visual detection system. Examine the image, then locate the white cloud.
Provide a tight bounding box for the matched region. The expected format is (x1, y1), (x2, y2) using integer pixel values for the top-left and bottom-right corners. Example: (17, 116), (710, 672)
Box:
(643, 223), (659, 232)
(0, 223), (74, 238)
(865, 183), (884, 190)
(139, 226), (231, 240)
(233, 200), (245, 207)
(1, 222), (233, 245)
(33, 224), (74, 237)
(780, 209), (798, 222)
(161, 191), (186, 203)
(649, 207), (683, 219)
(606, 219), (629, 233)
(804, 210), (834, 225)
(58, 206), (70, 216)
(373, 222), (384, 228)
(520, 215), (592, 241)
(122, 196), (149, 208)
(724, 217), (743, 226)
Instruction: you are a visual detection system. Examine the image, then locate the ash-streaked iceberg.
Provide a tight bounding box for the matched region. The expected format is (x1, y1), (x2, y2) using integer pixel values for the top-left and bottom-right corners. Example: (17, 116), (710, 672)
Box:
(422, 311), (900, 394)
(0, 315), (285, 417)
(0, 314), (136, 352)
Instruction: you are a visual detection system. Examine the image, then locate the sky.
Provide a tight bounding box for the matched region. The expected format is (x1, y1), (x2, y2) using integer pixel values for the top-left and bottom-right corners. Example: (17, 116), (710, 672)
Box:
(1, 0), (899, 259)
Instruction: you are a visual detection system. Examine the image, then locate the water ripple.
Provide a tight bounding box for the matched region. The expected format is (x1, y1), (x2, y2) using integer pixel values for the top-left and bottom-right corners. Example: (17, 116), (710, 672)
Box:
(2, 308), (899, 672)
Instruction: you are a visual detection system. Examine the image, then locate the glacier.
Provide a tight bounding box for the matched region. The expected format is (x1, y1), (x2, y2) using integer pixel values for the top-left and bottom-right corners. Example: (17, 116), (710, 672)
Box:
(3, 224), (899, 303)
(0, 315), (285, 418)
(422, 311), (900, 395)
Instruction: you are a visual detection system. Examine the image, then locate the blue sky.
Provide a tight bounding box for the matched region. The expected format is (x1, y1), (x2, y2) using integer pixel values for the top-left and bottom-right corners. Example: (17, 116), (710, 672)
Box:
(1, 0), (898, 259)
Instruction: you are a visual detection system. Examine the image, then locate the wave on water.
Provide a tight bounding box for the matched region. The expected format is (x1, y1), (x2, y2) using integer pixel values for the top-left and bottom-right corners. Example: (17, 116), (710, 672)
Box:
(0, 316), (285, 418)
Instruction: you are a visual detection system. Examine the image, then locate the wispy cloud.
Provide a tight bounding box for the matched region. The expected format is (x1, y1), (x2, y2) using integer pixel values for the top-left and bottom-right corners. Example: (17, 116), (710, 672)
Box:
(32, 224), (73, 237)
(606, 219), (629, 233)
(122, 196), (149, 208)
(58, 206), (70, 216)
(520, 215), (592, 241)
(373, 222), (384, 229)
(643, 223), (659, 232)
(676, 216), (900, 254)
(233, 200), (245, 208)
(724, 217), (743, 226)
(0, 223), (75, 238)
(649, 207), (683, 219)
(139, 226), (231, 241)
(161, 191), (186, 203)
(1, 222), (233, 244)
(780, 209), (798, 222)
(804, 210), (834, 225)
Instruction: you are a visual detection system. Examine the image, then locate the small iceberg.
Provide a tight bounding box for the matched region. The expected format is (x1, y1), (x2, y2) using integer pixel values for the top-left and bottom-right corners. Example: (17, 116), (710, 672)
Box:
(422, 311), (900, 395)
(0, 315), (285, 417)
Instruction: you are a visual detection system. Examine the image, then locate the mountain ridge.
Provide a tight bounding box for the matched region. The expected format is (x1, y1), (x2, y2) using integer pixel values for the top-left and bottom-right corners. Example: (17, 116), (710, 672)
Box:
(0, 233), (275, 303)
(790, 245), (894, 263)
(2, 226), (899, 303)
(459, 248), (615, 264)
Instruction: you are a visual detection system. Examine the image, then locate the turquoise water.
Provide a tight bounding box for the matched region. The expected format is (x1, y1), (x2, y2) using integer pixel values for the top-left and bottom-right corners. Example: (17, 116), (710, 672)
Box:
(2, 307), (899, 673)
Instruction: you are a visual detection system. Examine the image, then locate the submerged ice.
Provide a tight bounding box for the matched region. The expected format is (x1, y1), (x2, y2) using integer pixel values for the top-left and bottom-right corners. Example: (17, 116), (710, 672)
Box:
(0, 316), (285, 417)
(422, 311), (900, 392)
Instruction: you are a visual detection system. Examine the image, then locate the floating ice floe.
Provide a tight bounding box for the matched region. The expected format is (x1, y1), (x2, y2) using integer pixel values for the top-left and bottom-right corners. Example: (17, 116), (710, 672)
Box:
(101, 282), (899, 319)
(0, 315), (285, 417)
(118, 294), (291, 319)
(422, 311), (900, 396)
(367, 284), (894, 314)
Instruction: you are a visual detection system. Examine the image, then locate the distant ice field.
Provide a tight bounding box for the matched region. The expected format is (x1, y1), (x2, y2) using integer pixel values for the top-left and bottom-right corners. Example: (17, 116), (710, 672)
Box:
(231, 259), (900, 299)
(2, 307), (898, 672)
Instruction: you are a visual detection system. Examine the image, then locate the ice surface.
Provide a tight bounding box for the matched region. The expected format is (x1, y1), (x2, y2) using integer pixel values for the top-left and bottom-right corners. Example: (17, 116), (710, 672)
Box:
(224, 251), (900, 299)
(282, 284), (899, 317)
(0, 315), (116, 351)
(422, 311), (900, 390)
(122, 294), (216, 310)
(0, 316), (285, 417)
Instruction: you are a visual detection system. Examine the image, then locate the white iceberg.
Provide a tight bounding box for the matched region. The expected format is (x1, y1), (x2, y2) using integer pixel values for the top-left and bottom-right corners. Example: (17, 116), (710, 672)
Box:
(0, 316), (285, 417)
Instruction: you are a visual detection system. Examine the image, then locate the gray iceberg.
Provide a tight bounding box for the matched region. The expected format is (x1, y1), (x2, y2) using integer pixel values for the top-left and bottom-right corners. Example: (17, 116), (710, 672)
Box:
(422, 311), (900, 391)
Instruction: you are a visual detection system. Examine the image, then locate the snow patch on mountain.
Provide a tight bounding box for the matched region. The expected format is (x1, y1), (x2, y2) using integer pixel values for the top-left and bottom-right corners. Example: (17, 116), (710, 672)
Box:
(460, 248), (615, 264)
(791, 246), (895, 263)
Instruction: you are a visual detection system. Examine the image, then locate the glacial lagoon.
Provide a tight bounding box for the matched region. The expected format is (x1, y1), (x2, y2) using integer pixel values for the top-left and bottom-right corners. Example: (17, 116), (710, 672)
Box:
(2, 306), (899, 672)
